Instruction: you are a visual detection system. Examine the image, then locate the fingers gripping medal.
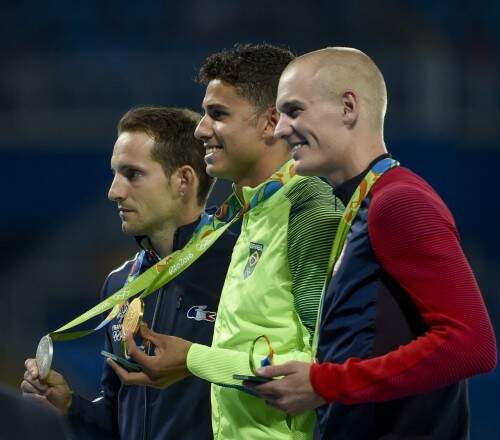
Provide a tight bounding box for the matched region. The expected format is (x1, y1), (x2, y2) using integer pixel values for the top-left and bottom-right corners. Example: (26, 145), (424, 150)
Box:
(121, 298), (145, 355)
(35, 335), (53, 380)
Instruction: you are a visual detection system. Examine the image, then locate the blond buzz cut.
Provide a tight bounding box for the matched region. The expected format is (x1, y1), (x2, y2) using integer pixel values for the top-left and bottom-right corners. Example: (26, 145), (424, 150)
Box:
(289, 47), (388, 132)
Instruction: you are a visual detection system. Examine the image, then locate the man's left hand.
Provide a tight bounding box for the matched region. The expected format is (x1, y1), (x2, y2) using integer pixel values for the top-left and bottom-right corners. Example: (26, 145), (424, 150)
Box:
(108, 324), (192, 389)
(246, 361), (326, 415)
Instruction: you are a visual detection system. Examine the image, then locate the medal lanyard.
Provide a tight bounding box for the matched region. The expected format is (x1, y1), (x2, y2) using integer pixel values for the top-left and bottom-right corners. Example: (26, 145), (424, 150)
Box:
(92, 251), (147, 334)
(47, 161), (297, 343)
(35, 251), (149, 380)
(244, 159), (398, 372)
(311, 157), (399, 360)
(49, 212), (240, 342)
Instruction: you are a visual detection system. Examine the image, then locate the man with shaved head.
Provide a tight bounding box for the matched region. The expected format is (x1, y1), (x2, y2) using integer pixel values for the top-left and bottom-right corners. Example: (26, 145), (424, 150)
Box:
(252, 47), (497, 439)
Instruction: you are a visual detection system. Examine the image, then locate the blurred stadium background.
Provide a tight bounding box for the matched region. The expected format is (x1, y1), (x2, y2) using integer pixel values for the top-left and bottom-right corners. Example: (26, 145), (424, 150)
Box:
(1, 1), (499, 437)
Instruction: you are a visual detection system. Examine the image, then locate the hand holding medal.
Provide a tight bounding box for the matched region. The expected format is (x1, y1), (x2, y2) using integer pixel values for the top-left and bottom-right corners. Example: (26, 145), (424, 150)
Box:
(107, 324), (193, 389)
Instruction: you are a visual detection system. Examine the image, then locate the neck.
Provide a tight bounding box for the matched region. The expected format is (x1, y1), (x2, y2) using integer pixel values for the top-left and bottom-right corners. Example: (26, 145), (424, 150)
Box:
(149, 202), (202, 257)
(234, 150), (291, 199)
(148, 225), (177, 258)
(327, 138), (387, 186)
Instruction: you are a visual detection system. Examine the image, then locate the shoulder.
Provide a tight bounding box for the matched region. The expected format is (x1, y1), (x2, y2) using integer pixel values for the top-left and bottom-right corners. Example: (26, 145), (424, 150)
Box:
(285, 177), (342, 249)
(368, 167), (457, 246)
(369, 167), (455, 226)
(101, 253), (139, 296)
(285, 176), (343, 215)
(107, 255), (137, 277)
(285, 175), (333, 203)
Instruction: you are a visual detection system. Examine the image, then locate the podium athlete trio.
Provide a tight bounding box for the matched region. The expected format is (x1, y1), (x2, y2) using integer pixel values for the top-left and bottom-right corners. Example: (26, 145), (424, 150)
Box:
(21, 44), (496, 440)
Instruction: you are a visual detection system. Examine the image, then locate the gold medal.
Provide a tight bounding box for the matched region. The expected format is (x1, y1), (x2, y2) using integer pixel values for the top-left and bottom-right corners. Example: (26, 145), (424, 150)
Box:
(122, 298), (144, 339)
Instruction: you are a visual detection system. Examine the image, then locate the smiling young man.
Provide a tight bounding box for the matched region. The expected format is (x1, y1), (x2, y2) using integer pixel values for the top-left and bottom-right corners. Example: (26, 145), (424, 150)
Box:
(108, 44), (343, 439)
(21, 107), (236, 440)
(253, 47), (497, 439)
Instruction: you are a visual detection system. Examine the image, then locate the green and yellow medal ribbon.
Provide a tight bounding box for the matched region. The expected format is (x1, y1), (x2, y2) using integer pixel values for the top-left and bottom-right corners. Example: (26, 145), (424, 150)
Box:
(48, 160), (297, 343)
(311, 157), (399, 360)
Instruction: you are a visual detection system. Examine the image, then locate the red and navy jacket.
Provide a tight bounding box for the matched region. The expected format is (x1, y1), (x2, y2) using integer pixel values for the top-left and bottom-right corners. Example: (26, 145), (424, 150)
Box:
(311, 156), (496, 439)
(68, 216), (237, 440)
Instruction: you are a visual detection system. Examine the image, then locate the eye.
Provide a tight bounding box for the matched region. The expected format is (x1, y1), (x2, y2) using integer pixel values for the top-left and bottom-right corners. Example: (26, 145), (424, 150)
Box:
(288, 107), (302, 118)
(208, 109), (227, 120)
(125, 169), (142, 180)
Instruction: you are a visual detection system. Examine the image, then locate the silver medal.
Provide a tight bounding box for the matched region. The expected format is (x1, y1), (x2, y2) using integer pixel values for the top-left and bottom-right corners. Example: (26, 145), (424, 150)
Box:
(35, 335), (53, 380)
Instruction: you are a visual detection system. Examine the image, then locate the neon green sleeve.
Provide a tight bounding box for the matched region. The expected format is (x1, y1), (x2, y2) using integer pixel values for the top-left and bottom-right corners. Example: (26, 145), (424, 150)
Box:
(187, 343), (314, 385)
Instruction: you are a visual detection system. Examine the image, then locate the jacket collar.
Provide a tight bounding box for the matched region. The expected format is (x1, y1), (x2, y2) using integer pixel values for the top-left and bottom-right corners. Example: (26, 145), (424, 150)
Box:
(134, 216), (203, 263)
(232, 159), (295, 205)
(333, 153), (391, 205)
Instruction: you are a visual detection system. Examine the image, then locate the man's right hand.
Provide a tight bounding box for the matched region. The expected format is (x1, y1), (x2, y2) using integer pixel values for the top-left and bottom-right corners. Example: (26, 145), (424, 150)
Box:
(20, 358), (72, 415)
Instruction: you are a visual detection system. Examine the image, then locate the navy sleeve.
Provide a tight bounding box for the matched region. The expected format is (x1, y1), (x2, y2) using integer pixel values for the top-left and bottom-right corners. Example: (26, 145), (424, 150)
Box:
(66, 275), (121, 438)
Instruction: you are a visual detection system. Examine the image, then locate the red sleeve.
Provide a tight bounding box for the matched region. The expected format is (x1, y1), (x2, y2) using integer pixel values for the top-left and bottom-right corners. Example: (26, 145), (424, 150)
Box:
(310, 170), (497, 404)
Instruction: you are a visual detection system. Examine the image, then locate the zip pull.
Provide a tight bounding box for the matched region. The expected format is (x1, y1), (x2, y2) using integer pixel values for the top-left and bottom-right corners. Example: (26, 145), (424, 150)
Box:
(176, 296), (182, 310)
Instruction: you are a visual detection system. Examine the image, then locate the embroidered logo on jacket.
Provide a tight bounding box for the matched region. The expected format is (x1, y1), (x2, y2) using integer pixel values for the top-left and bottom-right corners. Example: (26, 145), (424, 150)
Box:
(111, 302), (129, 342)
(243, 242), (264, 279)
(187, 305), (216, 322)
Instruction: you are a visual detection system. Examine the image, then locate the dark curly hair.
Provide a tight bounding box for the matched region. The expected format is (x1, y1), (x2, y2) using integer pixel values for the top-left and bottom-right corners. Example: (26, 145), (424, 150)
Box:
(198, 43), (295, 110)
(117, 106), (214, 206)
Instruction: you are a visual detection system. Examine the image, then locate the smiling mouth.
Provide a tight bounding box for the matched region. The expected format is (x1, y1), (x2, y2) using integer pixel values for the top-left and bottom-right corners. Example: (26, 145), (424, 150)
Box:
(291, 142), (308, 154)
(205, 145), (223, 154)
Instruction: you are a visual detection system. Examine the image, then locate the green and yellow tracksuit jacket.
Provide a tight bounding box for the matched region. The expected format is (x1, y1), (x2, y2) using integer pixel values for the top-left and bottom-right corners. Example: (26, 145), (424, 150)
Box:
(187, 161), (343, 439)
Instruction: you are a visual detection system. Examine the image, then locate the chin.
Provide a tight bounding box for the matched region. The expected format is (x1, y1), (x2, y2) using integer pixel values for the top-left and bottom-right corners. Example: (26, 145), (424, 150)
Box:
(205, 164), (218, 178)
(294, 160), (320, 177)
(206, 163), (229, 180)
(122, 223), (139, 236)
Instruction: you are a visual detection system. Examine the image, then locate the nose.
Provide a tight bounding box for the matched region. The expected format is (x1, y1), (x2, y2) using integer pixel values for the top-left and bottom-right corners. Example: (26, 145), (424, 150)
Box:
(194, 115), (212, 142)
(108, 174), (126, 202)
(274, 113), (293, 140)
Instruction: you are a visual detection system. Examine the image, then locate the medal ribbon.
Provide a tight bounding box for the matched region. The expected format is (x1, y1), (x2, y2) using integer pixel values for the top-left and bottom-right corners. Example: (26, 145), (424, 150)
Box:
(49, 223), (234, 342)
(311, 157), (399, 359)
(94, 250), (146, 333)
(249, 335), (275, 375)
(48, 161), (296, 342)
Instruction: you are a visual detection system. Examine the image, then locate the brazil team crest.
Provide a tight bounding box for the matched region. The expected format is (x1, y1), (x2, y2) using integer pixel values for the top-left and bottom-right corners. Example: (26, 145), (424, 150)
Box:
(243, 242), (264, 278)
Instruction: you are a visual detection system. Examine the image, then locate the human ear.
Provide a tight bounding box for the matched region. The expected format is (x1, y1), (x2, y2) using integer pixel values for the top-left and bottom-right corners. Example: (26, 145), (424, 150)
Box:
(173, 165), (196, 198)
(342, 91), (358, 127)
(261, 107), (280, 142)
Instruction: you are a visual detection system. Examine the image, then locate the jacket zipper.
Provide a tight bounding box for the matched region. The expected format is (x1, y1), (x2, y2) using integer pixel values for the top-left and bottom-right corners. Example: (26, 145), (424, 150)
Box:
(142, 286), (165, 440)
(172, 294), (182, 332)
